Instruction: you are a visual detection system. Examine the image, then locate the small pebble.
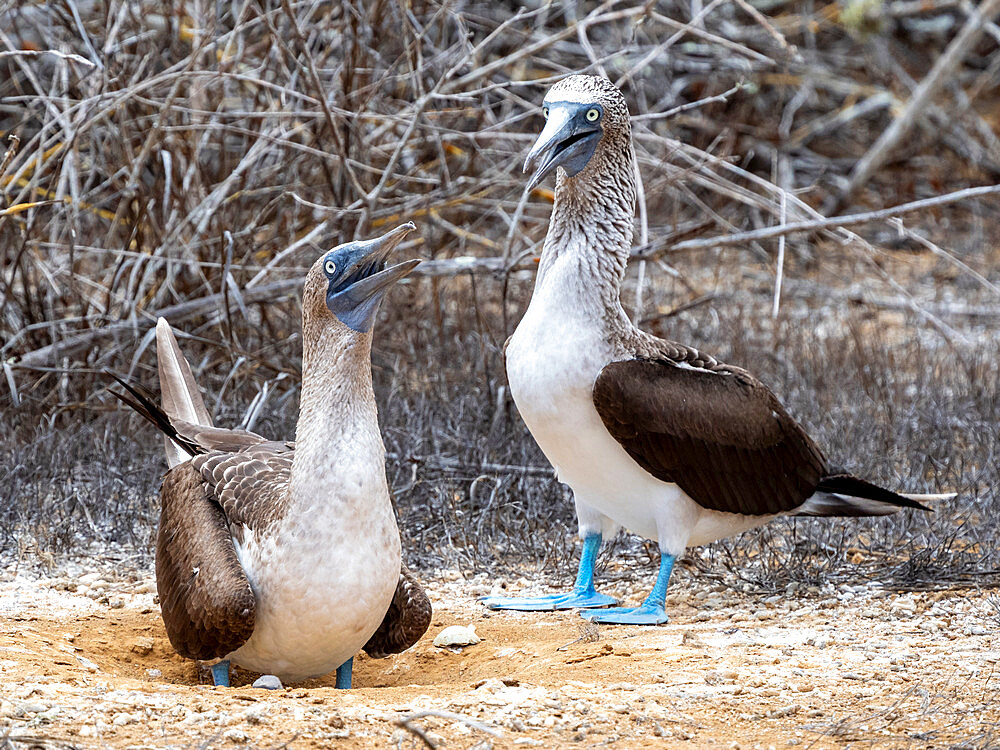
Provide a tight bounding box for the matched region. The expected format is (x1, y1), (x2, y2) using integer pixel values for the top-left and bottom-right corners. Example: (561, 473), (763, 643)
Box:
(252, 675), (283, 690)
(244, 708), (268, 724)
(75, 655), (99, 672)
(434, 625), (481, 647)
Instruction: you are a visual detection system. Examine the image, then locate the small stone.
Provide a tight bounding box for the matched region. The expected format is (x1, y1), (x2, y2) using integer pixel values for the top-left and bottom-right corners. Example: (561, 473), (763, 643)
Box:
(146, 668), (162, 678)
(768, 705), (801, 719)
(75, 655), (99, 672)
(35, 708), (60, 723)
(252, 675), (283, 690)
(224, 729), (249, 743)
(112, 712), (134, 726)
(433, 625), (481, 648)
(244, 707), (267, 724)
(130, 638), (154, 656)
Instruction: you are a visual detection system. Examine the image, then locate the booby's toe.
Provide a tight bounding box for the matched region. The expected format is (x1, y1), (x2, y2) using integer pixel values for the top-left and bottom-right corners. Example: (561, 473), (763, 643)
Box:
(480, 590), (618, 611)
(580, 603), (668, 625)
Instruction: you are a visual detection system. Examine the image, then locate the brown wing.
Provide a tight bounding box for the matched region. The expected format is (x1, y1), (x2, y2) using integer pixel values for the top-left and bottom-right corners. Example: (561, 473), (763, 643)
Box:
(363, 564), (432, 658)
(593, 358), (829, 516)
(156, 464), (256, 660)
(156, 442), (294, 660)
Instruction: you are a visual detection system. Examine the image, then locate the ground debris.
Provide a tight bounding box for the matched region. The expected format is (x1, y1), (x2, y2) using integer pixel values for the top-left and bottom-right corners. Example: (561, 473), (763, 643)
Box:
(0, 565), (997, 749)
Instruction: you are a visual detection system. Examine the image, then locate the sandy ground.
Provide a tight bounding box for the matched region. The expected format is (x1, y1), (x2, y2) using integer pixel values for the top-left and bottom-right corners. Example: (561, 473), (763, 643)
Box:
(1, 559), (998, 750)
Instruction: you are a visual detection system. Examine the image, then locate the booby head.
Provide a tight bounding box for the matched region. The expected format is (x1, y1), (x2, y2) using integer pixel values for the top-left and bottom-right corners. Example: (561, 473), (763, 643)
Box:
(308, 223), (420, 333)
(523, 75), (631, 191)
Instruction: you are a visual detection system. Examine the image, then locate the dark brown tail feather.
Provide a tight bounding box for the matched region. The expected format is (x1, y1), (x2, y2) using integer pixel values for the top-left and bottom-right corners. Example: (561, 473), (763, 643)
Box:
(794, 473), (939, 516)
(105, 370), (203, 458)
(817, 474), (931, 511)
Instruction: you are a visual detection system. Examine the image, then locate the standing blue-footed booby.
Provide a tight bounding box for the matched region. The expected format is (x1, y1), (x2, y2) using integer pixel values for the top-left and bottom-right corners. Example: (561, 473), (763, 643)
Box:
(483, 76), (952, 625)
(111, 224), (431, 684)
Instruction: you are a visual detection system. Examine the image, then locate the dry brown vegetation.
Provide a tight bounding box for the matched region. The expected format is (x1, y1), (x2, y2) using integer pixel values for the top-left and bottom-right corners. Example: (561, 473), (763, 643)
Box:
(1, 0), (999, 592)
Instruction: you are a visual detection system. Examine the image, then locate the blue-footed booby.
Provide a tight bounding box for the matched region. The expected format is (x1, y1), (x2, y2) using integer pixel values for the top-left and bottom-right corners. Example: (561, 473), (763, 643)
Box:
(483, 76), (953, 625)
(111, 223), (432, 684)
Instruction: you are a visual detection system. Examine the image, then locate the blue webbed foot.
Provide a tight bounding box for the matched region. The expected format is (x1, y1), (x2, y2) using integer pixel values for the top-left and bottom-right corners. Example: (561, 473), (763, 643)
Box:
(580, 602), (669, 625)
(579, 553), (676, 625)
(480, 590), (618, 611)
(483, 533), (615, 611)
(210, 660), (231, 687)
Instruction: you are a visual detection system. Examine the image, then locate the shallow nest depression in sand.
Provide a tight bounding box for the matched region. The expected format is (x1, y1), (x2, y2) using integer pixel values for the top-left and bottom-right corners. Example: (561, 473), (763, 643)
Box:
(1, 553), (999, 750)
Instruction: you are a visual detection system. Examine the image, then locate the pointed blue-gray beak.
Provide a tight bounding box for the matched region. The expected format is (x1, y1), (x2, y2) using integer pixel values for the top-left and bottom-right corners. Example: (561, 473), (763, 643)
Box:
(327, 223), (420, 332)
(523, 102), (603, 191)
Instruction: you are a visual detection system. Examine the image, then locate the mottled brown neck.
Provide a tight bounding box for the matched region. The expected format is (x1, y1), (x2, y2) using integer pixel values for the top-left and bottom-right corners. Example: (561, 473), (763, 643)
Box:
(537, 128), (636, 321)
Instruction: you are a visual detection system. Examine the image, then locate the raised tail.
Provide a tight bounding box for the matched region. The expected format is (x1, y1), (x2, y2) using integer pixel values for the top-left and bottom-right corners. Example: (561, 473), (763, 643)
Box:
(155, 318), (213, 467)
(105, 370), (203, 460)
(795, 473), (954, 517)
(106, 318), (213, 467)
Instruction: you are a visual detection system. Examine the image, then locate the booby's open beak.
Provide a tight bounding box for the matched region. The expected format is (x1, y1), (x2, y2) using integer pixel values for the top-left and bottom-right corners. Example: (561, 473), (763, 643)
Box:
(523, 103), (602, 191)
(327, 222), (420, 332)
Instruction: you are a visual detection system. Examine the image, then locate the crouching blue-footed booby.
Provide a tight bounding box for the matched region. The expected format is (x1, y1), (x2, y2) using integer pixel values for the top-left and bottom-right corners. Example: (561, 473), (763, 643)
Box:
(111, 223), (432, 685)
(482, 76), (954, 625)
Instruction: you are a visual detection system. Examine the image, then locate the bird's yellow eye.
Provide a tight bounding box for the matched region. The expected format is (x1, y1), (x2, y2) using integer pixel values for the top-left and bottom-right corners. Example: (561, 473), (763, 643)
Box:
(586, 108), (600, 122)
(324, 259), (336, 275)
(542, 107), (549, 119)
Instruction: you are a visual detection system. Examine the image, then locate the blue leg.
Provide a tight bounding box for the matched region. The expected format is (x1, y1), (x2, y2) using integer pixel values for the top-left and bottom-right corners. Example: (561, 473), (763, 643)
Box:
(581, 553), (675, 625)
(335, 657), (353, 690)
(210, 660), (230, 687)
(480, 533), (618, 611)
